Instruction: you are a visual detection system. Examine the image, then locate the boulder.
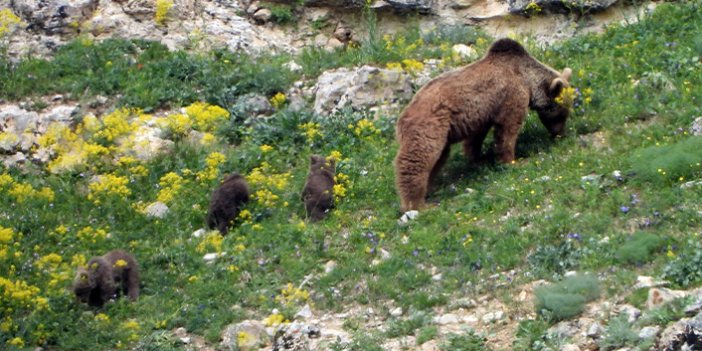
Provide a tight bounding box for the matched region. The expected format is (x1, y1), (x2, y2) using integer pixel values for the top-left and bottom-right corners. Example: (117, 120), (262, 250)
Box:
(312, 65), (413, 115)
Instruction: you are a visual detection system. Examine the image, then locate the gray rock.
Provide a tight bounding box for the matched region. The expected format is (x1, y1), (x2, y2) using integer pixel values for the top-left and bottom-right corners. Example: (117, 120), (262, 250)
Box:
(312, 65), (413, 115)
(685, 289), (702, 316)
(638, 326), (660, 340)
(144, 202), (169, 218)
(433, 313), (459, 325)
(587, 322), (603, 338)
(373, 0), (434, 13)
(618, 304), (641, 323)
(509, 0), (619, 15)
(236, 93), (274, 117)
(13, 0), (98, 35)
(221, 320), (267, 350)
(481, 310), (504, 323)
(272, 321), (321, 351)
(295, 304), (313, 320)
(658, 313), (702, 351)
(690, 117), (702, 136)
(647, 288), (688, 310)
(253, 8), (272, 24)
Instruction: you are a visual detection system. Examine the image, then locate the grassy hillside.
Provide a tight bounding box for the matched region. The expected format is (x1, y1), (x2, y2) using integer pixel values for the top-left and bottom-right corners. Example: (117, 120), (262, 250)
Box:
(1, 1), (701, 350)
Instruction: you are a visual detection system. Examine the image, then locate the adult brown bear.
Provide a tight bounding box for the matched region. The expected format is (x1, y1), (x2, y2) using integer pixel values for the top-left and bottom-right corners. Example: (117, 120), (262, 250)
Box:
(394, 38), (572, 211)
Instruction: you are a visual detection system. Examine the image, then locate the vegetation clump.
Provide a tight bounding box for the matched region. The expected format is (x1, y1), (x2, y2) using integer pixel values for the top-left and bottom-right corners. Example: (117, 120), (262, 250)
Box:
(534, 275), (600, 322)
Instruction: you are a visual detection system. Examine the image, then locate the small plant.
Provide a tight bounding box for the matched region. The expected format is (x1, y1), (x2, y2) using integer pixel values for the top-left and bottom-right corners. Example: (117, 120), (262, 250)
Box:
(663, 240), (702, 287)
(154, 0), (174, 26)
(598, 314), (639, 350)
(268, 3), (294, 24)
(528, 239), (581, 278)
(416, 326), (438, 345)
(524, 1), (543, 16)
(512, 318), (550, 351)
(440, 331), (490, 351)
(615, 232), (664, 265)
(534, 274), (600, 322)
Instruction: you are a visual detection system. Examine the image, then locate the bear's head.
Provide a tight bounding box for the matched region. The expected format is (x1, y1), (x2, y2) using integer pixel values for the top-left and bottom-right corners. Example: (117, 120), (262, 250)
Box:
(73, 267), (97, 303)
(310, 154), (335, 172)
(535, 68), (572, 137)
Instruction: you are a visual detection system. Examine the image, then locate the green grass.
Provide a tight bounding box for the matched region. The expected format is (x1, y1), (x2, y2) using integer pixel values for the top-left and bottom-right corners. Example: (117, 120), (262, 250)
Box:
(1, 1), (702, 349)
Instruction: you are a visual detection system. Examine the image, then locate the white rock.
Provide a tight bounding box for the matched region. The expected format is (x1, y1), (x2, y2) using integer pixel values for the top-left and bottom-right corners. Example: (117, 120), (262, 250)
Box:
(390, 307), (403, 317)
(295, 304), (313, 320)
(192, 228), (207, 238)
(647, 288), (688, 309)
(481, 310), (504, 323)
(617, 304), (641, 323)
(284, 60), (303, 72)
(451, 44), (473, 58)
(463, 315), (479, 323)
(203, 252), (226, 263)
(398, 210), (419, 224)
(560, 344), (580, 351)
(324, 260), (337, 274)
(380, 248), (391, 260)
(432, 273), (443, 281)
(144, 201), (169, 218)
(221, 320), (267, 350)
(633, 275), (669, 289)
(587, 322), (603, 338)
(433, 314), (459, 325)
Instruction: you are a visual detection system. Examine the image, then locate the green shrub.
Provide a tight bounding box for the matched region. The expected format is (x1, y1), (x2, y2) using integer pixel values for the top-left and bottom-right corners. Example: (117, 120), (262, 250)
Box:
(663, 240), (702, 287)
(597, 314), (639, 351)
(615, 232), (665, 265)
(528, 240), (582, 278)
(267, 3), (295, 24)
(440, 331), (490, 351)
(534, 275), (600, 322)
(630, 137), (702, 183)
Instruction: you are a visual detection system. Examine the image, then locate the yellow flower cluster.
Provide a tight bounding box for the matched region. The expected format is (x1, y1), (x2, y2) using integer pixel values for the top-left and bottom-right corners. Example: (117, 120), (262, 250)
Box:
(4, 179), (55, 203)
(161, 113), (192, 137)
(88, 174), (131, 205)
(270, 92), (287, 110)
(35, 253), (62, 271)
(275, 283), (309, 306)
(260, 144), (274, 153)
(196, 231), (223, 253)
(95, 313), (110, 323)
(350, 119), (380, 139)
(263, 313), (286, 327)
(0, 8), (22, 38)
(0, 226), (18, 260)
(157, 172), (186, 204)
(93, 108), (136, 143)
(555, 86), (576, 107)
(196, 152), (226, 183)
(154, 0), (173, 26)
(328, 150), (342, 162)
(246, 162), (291, 208)
(0, 277), (48, 313)
(333, 173), (350, 201)
(383, 34), (422, 57)
(76, 226), (108, 244)
(185, 102), (230, 132)
(298, 122), (323, 142)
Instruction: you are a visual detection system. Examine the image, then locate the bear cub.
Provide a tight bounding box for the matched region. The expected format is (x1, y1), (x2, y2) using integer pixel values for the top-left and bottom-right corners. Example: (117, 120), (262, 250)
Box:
(302, 155), (336, 221)
(206, 173), (250, 234)
(73, 249), (140, 307)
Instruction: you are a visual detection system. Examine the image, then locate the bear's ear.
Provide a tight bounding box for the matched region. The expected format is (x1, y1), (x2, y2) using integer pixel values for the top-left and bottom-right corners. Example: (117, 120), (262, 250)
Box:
(549, 68), (572, 97)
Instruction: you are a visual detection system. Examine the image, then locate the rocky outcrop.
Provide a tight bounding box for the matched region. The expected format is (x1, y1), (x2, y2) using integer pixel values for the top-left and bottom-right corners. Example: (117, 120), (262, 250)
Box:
(312, 65), (413, 115)
(509, 0), (620, 15)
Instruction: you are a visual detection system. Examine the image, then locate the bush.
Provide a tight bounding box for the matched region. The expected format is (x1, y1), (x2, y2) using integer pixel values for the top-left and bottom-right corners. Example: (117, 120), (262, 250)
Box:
(528, 239), (582, 278)
(615, 232), (665, 265)
(630, 137), (702, 183)
(663, 240), (702, 287)
(534, 274), (600, 322)
(598, 314), (639, 351)
(440, 331), (490, 351)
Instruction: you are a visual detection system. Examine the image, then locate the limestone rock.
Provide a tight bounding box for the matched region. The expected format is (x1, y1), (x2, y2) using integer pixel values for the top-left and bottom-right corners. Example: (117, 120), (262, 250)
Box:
(221, 320), (268, 351)
(647, 288), (688, 310)
(144, 202), (169, 218)
(312, 65), (413, 115)
(509, 0), (619, 15)
(13, 0), (99, 35)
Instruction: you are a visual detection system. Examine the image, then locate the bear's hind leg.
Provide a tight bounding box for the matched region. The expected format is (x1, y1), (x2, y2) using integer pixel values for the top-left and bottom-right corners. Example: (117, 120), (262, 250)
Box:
(395, 137), (448, 212)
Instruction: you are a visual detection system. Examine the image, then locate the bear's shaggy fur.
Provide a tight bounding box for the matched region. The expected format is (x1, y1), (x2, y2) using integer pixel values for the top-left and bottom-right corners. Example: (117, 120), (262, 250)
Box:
(395, 38), (572, 211)
(302, 155), (336, 221)
(73, 250), (140, 307)
(206, 173), (250, 234)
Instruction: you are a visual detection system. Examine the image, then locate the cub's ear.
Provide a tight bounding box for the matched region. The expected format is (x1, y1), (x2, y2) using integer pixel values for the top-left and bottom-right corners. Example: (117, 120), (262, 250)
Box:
(549, 68), (572, 98)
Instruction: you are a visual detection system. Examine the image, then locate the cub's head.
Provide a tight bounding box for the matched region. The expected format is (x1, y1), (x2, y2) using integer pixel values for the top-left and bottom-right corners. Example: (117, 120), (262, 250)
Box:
(73, 267), (96, 303)
(309, 155), (335, 172)
(535, 68), (572, 137)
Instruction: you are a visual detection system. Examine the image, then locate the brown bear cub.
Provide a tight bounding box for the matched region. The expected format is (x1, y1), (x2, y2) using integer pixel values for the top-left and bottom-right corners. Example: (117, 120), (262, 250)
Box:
(394, 38), (572, 211)
(302, 155), (336, 222)
(206, 173), (250, 234)
(73, 249), (140, 307)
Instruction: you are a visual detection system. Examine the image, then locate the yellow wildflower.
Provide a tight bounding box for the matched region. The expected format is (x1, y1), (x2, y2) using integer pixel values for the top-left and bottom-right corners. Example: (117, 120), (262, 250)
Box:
(270, 92), (287, 110)
(185, 102), (229, 132)
(260, 144), (274, 153)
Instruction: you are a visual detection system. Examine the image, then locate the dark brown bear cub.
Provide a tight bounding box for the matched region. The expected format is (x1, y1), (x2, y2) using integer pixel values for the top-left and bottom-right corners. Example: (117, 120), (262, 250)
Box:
(206, 173), (250, 234)
(73, 250), (139, 307)
(394, 38), (572, 211)
(302, 155), (336, 221)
